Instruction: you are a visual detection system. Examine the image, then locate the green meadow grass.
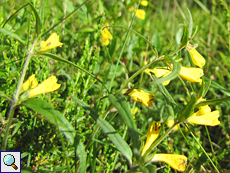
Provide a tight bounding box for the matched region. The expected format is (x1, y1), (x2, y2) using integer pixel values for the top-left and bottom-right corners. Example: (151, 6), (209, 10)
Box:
(0, 0), (230, 172)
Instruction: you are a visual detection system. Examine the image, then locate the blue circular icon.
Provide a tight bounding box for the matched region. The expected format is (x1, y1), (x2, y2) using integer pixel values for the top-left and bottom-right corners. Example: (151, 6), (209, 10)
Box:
(3, 154), (15, 166)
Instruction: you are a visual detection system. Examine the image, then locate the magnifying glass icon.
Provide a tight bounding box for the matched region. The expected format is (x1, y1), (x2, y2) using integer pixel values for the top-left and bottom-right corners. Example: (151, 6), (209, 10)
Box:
(3, 154), (18, 170)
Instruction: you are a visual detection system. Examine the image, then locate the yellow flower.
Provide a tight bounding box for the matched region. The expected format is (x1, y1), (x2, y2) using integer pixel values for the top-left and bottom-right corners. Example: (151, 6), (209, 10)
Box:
(27, 76), (61, 98)
(141, 121), (161, 156)
(140, 0), (148, 6)
(135, 9), (146, 20)
(179, 67), (203, 83)
(188, 105), (220, 126)
(145, 68), (171, 86)
(101, 23), (113, 46)
(128, 89), (155, 107)
(38, 33), (63, 52)
(141, 121), (187, 171)
(186, 44), (206, 68)
(146, 66), (203, 84)
(167, 119), (179, 131)
(151, 154), (187, 172)
(21, 74), (38, 93)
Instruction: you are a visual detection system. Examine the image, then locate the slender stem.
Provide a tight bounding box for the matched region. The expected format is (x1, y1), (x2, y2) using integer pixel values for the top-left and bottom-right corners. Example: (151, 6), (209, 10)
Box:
(2, 39), (37, 151)
(190, 131), (220, 173)
(117, 58), (162, 94)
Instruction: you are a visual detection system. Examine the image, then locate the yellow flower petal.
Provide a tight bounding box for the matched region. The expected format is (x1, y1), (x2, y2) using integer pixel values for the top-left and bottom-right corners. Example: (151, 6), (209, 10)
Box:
(135, 9), (146, 20)
(188, 109), (220, 126)
(152, 154), (187, 172)
(128, 89), (155, 107)
(186, 44), (206, 68)
(28, 76), (61, 98)
(131, 107), (138, 115)
(141, 121), (161, 156)
(101, 24), (112, 46)
(179, 67), (203, 83)
(141, 0), (148, 6)
(38, 33), (63, 52)
(21, 74), (38, 92)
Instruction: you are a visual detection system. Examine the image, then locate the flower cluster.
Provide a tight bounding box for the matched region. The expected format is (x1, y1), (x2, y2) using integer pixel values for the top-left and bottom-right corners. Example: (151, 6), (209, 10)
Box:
(21, 74), (61, 99)
(128, 44), (221, 171)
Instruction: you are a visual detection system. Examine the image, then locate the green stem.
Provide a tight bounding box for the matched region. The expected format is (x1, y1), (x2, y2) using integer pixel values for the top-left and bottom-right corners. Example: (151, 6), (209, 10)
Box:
(190, 131), (220, 173)
(2, 39), (37, 151)
(117, 58), (162, 94)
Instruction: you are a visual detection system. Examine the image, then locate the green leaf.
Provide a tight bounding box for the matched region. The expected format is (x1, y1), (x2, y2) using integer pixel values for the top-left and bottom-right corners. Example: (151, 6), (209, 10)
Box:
(181, 25), (189, 46)
(39, 53), (109, 93)
(152, 75), (177, 107)
(28, 2), (42, 36)
(108, 94), (139, 150)
(22, 98), (75, 144)
(177, 94), (197, 122)
(74, 135), (87, 173)
(187, 7), (193, 37)
(0, 27), (25, 46)
(196, 96), (230, 107)
(72, 97), (133, 164)
(151, 57), (181, 86)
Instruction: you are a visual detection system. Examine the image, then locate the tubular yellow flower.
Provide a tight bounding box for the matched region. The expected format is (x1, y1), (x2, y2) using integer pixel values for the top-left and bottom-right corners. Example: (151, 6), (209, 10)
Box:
(21, 74), (38, 93)
(186, 44), (206, 68)
(101, 24), (113, 46)
(140, 0), (148, 6)
(128, 89), (155, 107)
(135, 9), (146, 20)
(188, 105), (220, 126)
(28, 76), (61, 98)
(38, 33), (63, 52)
(151, 154), (187, 172)
(179, 67), (203, 83)
(145, 68), (171, 86)
(141, 121), (161, 156)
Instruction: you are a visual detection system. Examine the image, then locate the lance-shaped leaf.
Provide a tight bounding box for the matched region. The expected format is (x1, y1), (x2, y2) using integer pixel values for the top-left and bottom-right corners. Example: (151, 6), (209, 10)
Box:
(0, 27), (25, 46)
(108, 94), (139, 150)
(74, 135), (87, 173)
(28, 2), (42, 36)
(196, 96), (230, 107)
(187, 7), (193, 38)
(39, 53), (108, 93)
(23, 98), (75, 144)
(73, 97), (133, 164)
(151, 57), (181, 85)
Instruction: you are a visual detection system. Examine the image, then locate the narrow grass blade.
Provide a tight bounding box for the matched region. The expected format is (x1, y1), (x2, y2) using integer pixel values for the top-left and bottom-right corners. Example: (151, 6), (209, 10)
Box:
(73, 97), (133, 164)
(108, 94), (139, 150)
(39, 52), (109, 93)
(2, 3), (29, 28)
(41, 0), (89, 36)
(28, 2), (42, 36)
(0, 27), (25, 46)
(23, 98), (75, 144)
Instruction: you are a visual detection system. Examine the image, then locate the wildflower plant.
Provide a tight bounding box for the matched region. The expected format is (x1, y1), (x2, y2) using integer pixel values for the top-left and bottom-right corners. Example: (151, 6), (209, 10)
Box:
(0, 1), (230, 172)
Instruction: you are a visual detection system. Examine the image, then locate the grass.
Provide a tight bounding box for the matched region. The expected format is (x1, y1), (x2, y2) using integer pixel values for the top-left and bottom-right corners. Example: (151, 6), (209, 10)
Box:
(0, 0), (230, 172)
